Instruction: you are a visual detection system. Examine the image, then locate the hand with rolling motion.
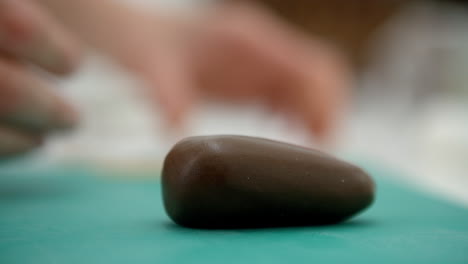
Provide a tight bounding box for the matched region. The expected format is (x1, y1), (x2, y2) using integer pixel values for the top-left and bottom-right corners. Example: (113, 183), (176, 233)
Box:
(62, 1), (350, 140)
(0, 0), (351, 157)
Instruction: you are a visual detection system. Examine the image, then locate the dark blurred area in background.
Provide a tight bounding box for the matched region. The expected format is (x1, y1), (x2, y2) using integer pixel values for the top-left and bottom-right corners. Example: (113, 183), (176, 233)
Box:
(231, 0), (467, 69)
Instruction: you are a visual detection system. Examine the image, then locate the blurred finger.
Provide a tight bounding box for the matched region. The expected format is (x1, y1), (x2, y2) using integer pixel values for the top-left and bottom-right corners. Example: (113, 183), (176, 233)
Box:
(0, 125), (42, 156)
(0, 58), (78, 132)
(217, 3), (351, 140)
(0, 0), (81, 75)
(295, 49), (351, 142)
(137, 48), (195, 128)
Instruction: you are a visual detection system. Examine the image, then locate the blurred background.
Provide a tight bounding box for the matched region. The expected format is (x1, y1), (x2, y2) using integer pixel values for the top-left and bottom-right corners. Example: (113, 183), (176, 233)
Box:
(10, 0), (468, 206)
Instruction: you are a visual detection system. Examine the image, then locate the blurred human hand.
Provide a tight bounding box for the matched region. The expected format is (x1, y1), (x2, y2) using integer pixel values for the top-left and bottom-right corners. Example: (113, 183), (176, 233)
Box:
(115, 2), (351, 141)
(0, 0), (80, 156)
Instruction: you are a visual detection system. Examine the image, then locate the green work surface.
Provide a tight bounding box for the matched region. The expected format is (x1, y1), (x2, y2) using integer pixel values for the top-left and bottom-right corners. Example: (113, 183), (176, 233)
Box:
(1, 164), (467, 264)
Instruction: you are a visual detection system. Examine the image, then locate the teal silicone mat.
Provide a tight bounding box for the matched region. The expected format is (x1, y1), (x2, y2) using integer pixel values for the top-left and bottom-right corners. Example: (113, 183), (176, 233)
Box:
(1, 164), (467, 264)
